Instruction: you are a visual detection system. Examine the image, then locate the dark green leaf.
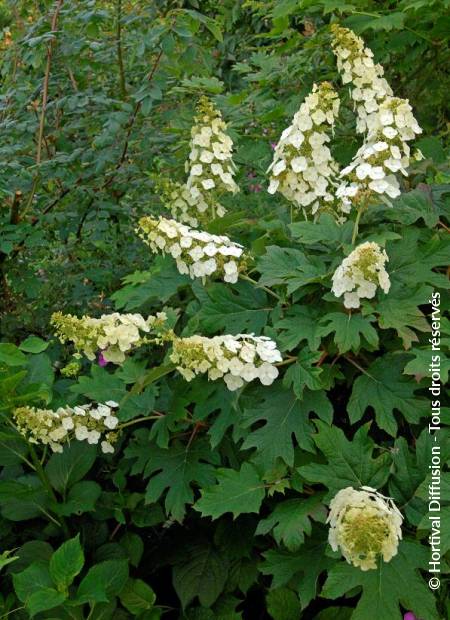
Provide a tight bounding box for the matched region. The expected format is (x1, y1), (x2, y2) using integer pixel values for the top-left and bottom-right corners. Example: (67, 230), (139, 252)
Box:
(49, 535), (84, 591)
(0, 344), (27, 366)
(195, 463), (265, 519)
(46, 442), (97, 493)
(319, 312), (379, 353)
(120, 578), (156, 614)
(322, 541), (438, 620)
(256, 495), (326, 551)
(19, 336), (49, 353)
(76, 560), (129, 604)
(173, 543), (228, 608)
(195, 282), (270, 334)
(298, 422), (391, 498)
(347, 353), (428, 435)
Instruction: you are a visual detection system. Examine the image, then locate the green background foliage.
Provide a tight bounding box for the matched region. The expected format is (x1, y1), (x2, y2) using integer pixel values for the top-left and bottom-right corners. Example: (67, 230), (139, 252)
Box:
(0, 0), (449, 618)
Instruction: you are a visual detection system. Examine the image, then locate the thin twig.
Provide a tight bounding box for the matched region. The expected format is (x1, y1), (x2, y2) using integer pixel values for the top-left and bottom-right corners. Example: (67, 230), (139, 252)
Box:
(106, 48), (164, 184)
(240, 273), (282, 301)
(116, 0), (127, 98)
(344, 355), (378, 381)
(118, 413), (164, 430)
(36, 0), (64, 165)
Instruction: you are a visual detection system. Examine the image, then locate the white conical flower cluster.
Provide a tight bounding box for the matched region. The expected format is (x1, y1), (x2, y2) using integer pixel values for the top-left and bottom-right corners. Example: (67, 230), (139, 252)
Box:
(137, 216), (247, 283)
(51, 311), (168, 364)
(331, 241), (390, 308)
(331, 25), (393, 133)
(331, 25), (422, 209)
(186, 96), (238, 210)
(13, 401), (120, 454)
(267, 82), (343, 216)
(327, 486), (403, 571)
(170, 333), (282, 391)
(337, 96), (422, 208)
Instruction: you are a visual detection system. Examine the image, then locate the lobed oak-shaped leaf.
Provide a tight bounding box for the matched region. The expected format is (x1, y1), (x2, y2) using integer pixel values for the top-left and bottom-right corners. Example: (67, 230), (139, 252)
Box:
(347, 353), (428, 435)
(298, 421), (391, 499)
(194, 463), (265, 519)
(322, 541), (438, 620)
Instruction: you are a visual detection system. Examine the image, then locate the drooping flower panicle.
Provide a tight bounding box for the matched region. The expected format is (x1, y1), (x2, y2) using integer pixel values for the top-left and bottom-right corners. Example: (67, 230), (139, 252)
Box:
(137, 216), (247, 283)
(331, 25), (393, 133)
(331, 25), (422, 208)
(13, 401), (120, 454)
(170, 334), (282, 391)
(338, 96), (422, 207)
(331, 241), (390, 309)
(186, 96), (238, 216)
(267, 82), (343, 216)
(327, 486), (403, 571)
(51, 311), (168, 364)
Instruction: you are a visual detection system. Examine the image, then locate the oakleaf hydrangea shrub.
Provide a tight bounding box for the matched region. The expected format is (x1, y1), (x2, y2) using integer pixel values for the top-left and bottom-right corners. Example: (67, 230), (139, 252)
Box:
(1, 12), (448, 620)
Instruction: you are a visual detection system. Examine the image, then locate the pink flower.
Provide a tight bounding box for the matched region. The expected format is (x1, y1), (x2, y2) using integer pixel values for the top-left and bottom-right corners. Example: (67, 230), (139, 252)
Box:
(404, 613), (420, 620)
(249, 183), (262, 193)
(98, 352), (108, 367)
(270, 142), (277, 150)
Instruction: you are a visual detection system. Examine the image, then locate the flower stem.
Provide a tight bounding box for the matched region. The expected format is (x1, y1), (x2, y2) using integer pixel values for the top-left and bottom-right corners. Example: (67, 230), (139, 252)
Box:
(351, 206), (364, 245)
(275, 356), (297, 367)
(240, 273), (282, 301)
(118, 414), (164, 430)
(28, 444), (70, 537)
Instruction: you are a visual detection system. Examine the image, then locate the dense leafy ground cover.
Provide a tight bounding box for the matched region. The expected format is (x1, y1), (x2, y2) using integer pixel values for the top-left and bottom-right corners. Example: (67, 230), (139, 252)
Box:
(0, 1), (449, 619)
